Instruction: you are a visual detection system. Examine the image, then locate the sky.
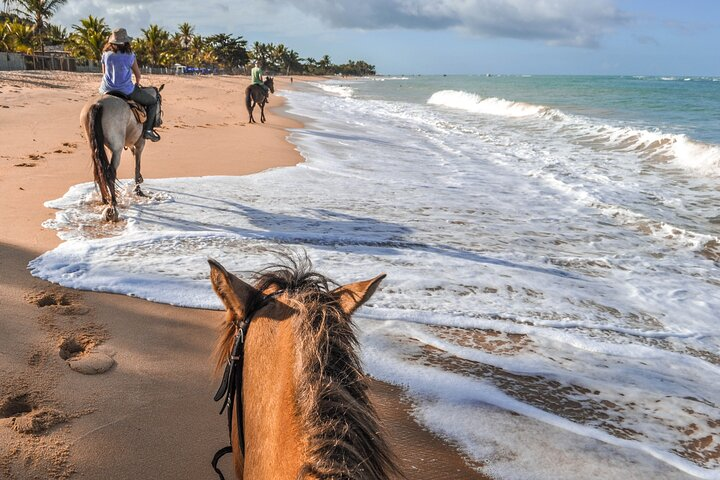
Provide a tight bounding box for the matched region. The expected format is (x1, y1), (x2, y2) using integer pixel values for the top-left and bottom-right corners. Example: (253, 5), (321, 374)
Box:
(49, 0), (720, 75)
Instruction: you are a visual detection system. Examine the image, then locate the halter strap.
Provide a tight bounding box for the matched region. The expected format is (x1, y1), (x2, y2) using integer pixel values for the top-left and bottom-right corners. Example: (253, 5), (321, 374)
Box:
(211, 289), (283, 479)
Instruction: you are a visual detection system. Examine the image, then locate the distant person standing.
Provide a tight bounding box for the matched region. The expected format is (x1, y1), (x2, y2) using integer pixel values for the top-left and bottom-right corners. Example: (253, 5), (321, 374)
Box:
(250, 61), (269, 99)
(99, 28), (160, 142)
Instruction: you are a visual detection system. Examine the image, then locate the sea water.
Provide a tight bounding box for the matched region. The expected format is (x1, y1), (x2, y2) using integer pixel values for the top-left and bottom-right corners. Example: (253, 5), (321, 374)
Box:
(31, 75), (720, 479)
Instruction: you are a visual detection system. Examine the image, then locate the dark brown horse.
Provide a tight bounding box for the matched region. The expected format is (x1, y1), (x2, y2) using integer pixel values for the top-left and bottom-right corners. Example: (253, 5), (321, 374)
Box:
(244, 77), (274, 124)
(209, 257), (400, 480)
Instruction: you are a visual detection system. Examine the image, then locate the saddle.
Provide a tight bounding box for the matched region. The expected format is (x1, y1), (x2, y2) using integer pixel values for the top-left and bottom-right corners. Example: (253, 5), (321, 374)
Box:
(104, 91), (147, 124)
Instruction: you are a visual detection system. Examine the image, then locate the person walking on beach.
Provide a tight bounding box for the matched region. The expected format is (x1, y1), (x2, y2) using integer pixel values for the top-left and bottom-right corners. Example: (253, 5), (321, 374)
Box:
(251, 60), (270, 100)
(99, 28), (161, 142)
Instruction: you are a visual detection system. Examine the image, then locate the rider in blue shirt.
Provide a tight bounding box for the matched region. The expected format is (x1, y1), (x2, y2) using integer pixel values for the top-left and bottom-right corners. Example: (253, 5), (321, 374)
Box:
(99, 28), (160, 142)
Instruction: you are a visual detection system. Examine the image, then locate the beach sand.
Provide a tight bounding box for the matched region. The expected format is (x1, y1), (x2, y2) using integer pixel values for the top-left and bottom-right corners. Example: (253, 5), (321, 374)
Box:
(0, 71), (488, 479)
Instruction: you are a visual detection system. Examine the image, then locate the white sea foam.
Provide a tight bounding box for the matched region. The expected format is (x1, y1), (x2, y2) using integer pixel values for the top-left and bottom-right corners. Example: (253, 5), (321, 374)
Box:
(428, 89), (556, 117)
(31, 81), (720, 479)
(426, 89), (720, 176)
(308, 82), (354, 97)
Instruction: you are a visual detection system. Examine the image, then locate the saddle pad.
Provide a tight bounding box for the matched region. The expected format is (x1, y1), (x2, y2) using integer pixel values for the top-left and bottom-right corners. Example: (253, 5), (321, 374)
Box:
(127, 101), (147, 125)
(103, 92), (147, 125)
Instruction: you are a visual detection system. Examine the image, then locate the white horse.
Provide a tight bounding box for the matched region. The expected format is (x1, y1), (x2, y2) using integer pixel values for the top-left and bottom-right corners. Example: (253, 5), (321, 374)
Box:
(80, 85), (164, 221)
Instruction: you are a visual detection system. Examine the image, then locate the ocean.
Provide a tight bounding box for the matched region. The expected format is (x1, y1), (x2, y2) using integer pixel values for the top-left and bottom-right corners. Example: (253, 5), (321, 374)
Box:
(31, 75), (720, 479)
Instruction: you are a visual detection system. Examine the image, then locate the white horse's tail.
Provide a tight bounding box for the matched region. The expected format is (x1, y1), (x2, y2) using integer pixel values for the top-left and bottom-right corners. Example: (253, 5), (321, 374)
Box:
(88, 102), (116, 207)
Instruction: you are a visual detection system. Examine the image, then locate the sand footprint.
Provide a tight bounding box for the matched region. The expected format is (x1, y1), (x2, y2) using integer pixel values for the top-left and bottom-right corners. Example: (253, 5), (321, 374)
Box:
(0, 393), (68, 434)
(25, 289), (114, 374)
(26, 289), (90, 316)
(58, 333), (115, 375)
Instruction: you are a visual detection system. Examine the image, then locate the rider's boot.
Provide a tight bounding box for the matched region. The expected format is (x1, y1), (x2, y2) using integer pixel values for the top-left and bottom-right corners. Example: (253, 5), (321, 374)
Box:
(142, 103), (160, 142)
(143, 129), (161, 142)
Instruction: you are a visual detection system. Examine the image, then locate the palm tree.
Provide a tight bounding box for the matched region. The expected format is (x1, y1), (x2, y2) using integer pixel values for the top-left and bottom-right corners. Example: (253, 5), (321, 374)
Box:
(67, 15), (109, 61)
(14, 0), (68, 54)
(251, 41), (273, 69)
(0, 22), (14, 51)
(271, 44), (302, 75)
(177, 22), (193, 48)
(285, 49), (302, 75)
(135, 24), (169, 67)
(318, 54), (332, 74)
(4, 18), (34, 53)
(44, 22), (64, 44)
(174, 22), (194, 65)
(188, 34), (203, 66)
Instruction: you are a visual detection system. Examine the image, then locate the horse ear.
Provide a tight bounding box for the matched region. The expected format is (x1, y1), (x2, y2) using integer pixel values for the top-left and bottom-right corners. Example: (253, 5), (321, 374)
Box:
(158, 84), (165, 92)
(208, 259), (256, 317)
(332, 273), (386, 316)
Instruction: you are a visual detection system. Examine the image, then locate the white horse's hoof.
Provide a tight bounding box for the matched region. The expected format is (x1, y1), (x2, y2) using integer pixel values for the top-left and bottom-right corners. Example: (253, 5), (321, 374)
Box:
(103, 206), (119, 222)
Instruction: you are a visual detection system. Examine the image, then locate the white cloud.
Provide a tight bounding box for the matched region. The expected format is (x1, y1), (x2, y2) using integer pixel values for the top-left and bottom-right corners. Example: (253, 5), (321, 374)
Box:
(269, 0), (631, 47)
(50, 0), (629, 48)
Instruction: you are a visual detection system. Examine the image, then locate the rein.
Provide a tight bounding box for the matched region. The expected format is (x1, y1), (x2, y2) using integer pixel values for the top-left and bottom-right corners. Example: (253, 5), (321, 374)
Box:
(152, 86), (163, 127)
(211, 289), (282, 480)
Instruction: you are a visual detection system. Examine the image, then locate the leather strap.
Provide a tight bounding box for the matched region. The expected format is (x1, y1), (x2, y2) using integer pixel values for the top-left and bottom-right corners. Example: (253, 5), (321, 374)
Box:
(211, 290), (282, 479)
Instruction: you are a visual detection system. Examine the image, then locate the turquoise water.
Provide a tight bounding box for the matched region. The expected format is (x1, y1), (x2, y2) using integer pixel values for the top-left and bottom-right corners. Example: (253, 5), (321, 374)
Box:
(352, 75), (720, 145)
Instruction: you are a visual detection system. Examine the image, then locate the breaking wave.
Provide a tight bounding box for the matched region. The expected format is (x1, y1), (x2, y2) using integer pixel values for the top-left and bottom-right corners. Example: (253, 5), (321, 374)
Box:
(427, 89), (720, 176)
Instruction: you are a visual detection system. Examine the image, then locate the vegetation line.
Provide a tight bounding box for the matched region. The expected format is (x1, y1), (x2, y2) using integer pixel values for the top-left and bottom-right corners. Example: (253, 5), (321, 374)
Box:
(1, 3), (376, 75)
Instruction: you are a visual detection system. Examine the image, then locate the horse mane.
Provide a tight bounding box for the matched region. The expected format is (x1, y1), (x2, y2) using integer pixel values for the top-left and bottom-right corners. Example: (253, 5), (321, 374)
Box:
(214, 256), (400, 479)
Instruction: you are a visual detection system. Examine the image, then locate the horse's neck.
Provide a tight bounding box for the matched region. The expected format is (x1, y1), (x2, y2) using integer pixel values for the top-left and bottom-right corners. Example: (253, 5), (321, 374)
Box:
(242, 317), (305, 479)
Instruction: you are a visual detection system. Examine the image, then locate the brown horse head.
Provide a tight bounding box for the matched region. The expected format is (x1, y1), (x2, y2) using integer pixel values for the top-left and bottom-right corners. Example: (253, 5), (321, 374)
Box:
(264, 76), (274, 94)
(209, 256), (400, 480)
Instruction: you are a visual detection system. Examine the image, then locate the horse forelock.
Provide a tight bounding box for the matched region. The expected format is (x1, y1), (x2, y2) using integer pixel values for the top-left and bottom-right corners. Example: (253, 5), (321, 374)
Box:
(248, 257), (399, 480)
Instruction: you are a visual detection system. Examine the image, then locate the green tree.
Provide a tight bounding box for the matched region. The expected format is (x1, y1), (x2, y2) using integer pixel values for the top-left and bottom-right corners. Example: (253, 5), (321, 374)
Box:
(0, 21), (13, 51)
(272, 44), (302, 75)
(176, 22), (193, 48)
(67, 15), (109, 61)
(317, 54), (332, 74)
(272, 43), (287, 72)
(206, 33), (248, 71)
(302, 56), (318, 74)
(43, 21), (64, 44)
(250, 41), (273, 69)
(188, 34), (214, 67)
(134, 24), (170, 67)
(174, 22), (193, 65)
(3, 18), (34, 53)
(13, 0), (68, 54)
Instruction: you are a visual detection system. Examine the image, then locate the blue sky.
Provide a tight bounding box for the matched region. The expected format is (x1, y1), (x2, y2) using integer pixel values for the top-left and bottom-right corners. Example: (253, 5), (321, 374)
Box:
(51, 0), (719, 75)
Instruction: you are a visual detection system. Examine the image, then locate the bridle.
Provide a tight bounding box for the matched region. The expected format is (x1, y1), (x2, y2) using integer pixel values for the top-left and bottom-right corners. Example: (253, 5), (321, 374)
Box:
(211, 289), (283, 480)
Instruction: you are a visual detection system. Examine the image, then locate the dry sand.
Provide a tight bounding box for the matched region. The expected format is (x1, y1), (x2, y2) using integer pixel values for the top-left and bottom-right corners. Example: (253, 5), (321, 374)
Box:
(0, 70), (488, 479)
